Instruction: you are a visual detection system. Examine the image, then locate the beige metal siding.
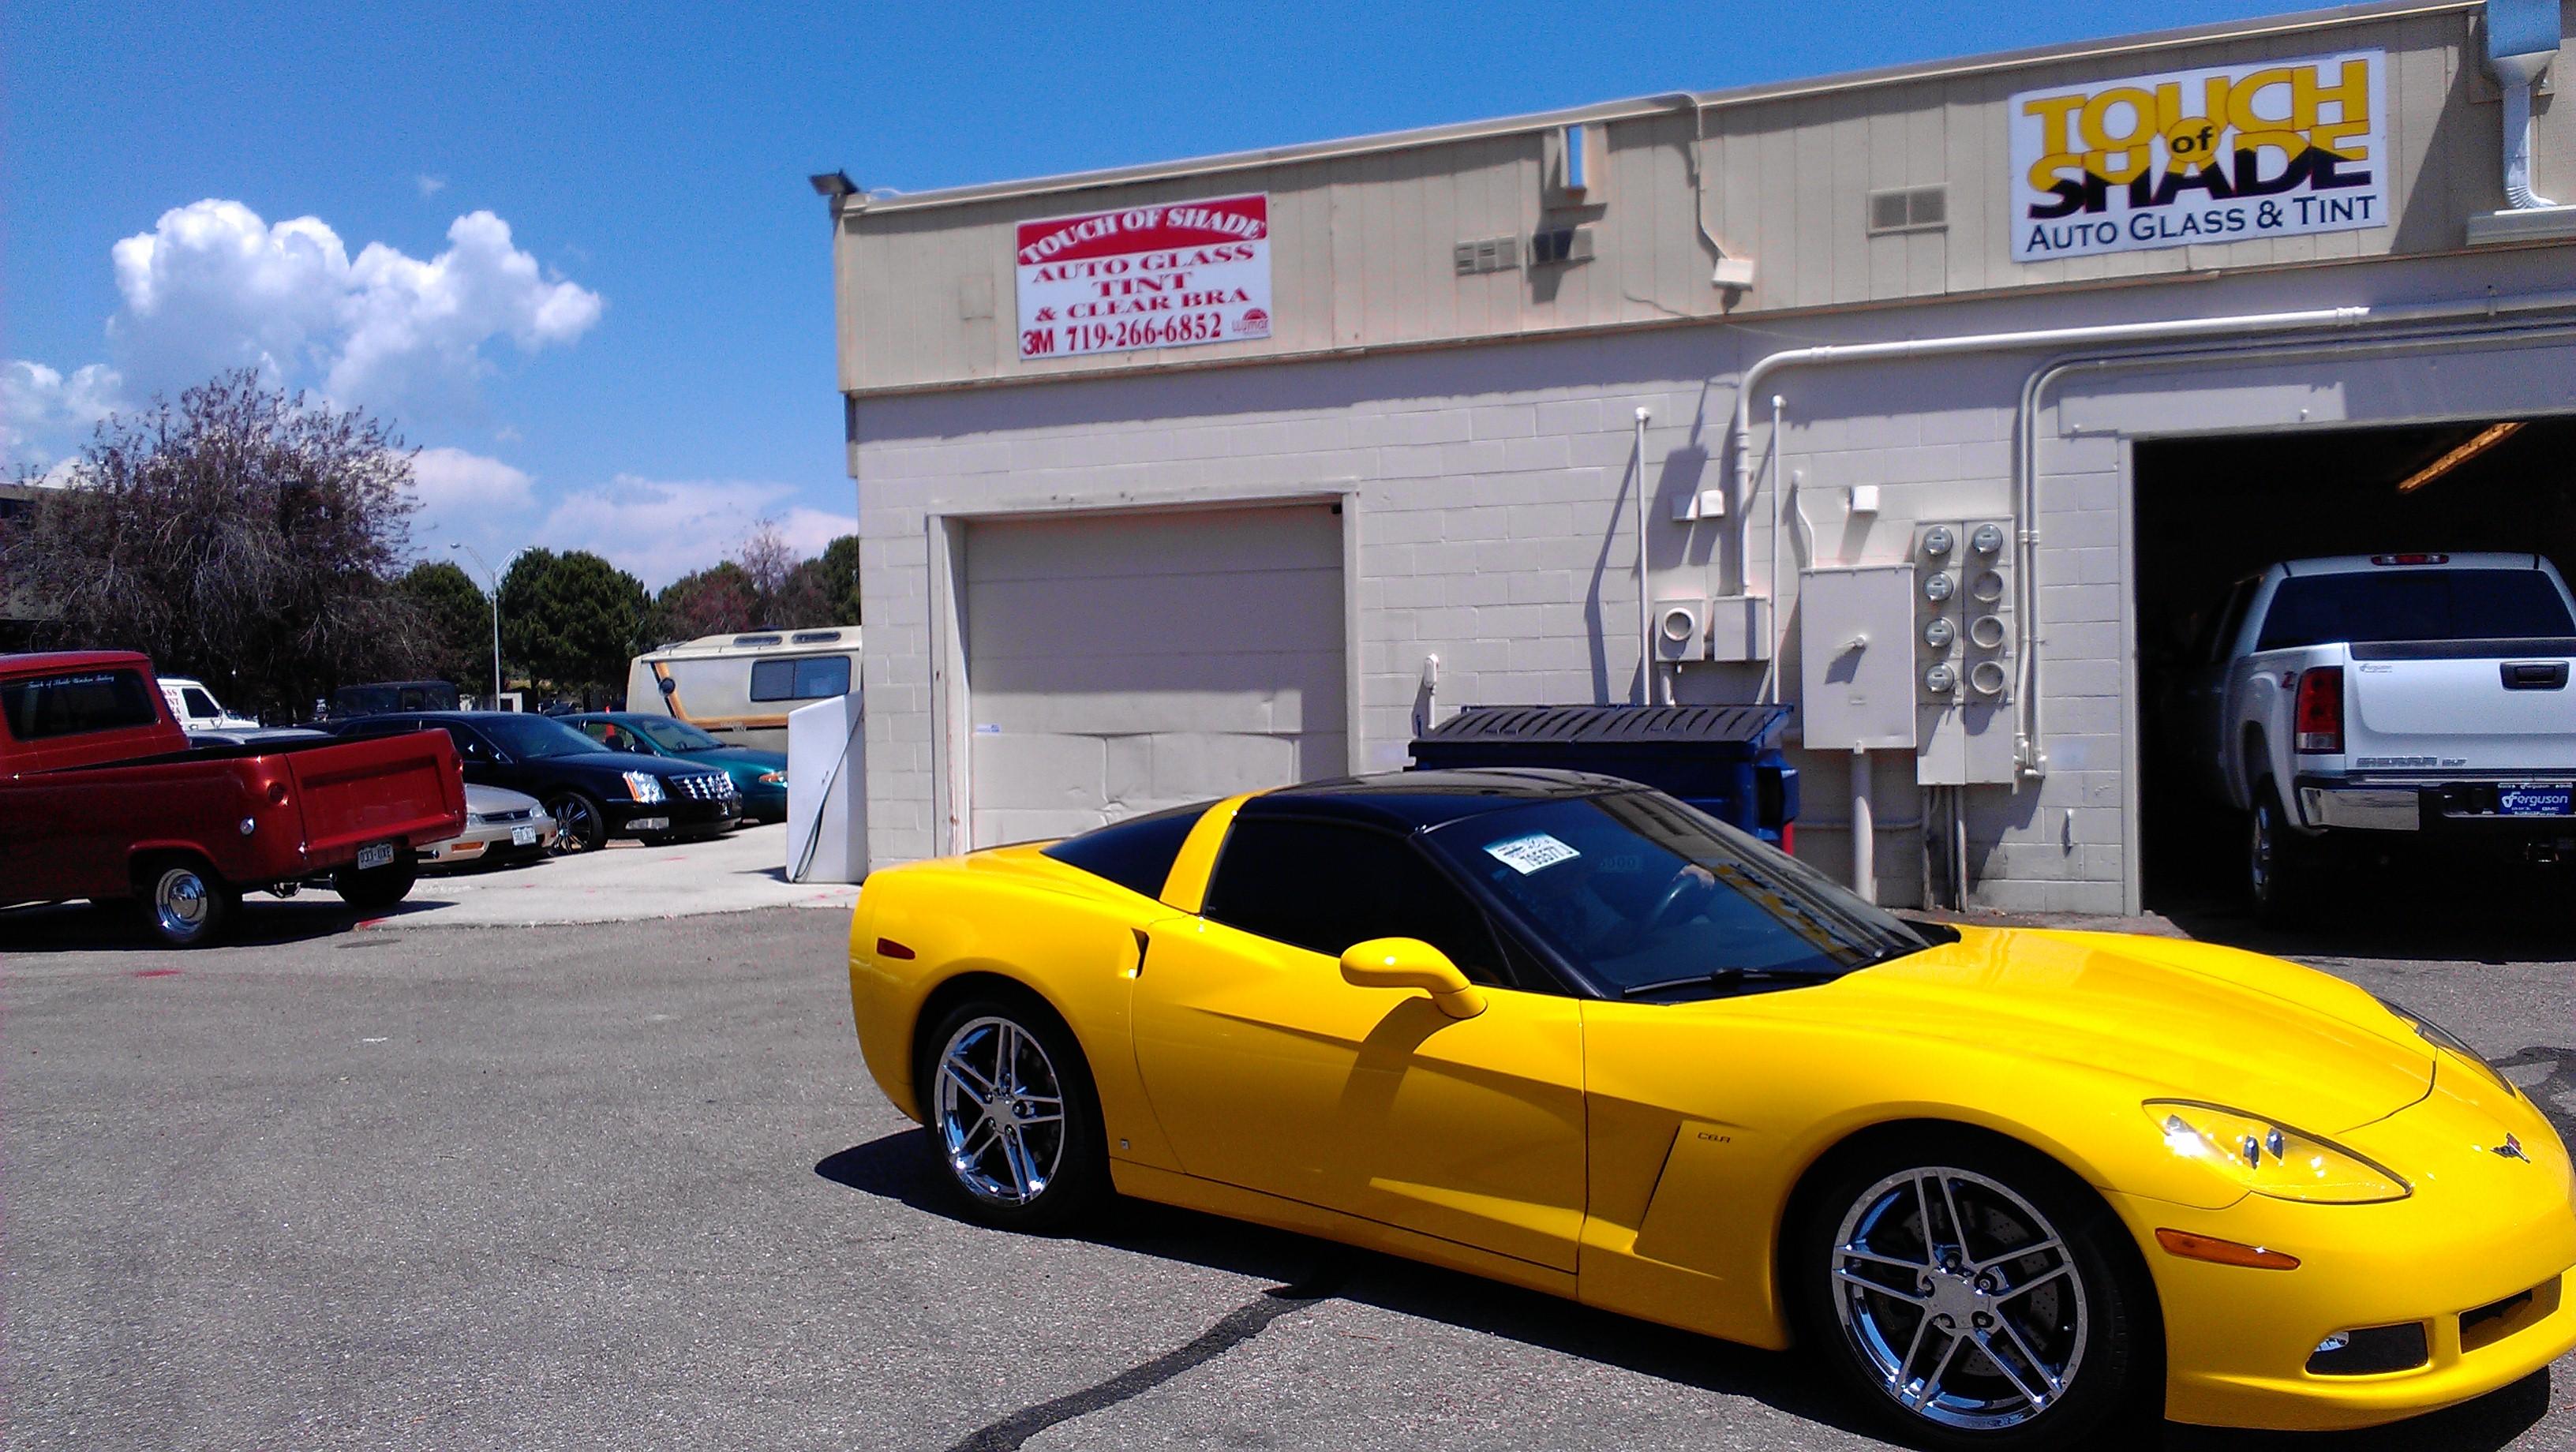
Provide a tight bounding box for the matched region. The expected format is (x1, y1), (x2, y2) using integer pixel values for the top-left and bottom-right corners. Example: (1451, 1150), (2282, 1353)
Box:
(837, 3), (2559, 395)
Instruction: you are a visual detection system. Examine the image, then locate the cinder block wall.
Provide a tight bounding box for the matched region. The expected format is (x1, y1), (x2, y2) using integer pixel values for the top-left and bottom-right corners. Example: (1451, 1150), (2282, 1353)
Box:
(853, 245), (2576, 912)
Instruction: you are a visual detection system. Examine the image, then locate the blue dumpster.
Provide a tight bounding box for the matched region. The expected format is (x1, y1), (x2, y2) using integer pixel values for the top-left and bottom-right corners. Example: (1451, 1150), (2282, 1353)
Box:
(1406, 703), (1801, 848)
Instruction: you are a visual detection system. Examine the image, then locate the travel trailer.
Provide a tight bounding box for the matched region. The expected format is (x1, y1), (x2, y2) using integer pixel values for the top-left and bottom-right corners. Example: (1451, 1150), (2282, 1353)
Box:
(624, 628), (860, 753)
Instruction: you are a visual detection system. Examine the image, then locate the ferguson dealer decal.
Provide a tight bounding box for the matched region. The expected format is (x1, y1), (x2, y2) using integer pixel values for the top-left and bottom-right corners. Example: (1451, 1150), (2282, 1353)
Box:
(1016, 194), (1271, 360)
(2009, 51), (2386, 261)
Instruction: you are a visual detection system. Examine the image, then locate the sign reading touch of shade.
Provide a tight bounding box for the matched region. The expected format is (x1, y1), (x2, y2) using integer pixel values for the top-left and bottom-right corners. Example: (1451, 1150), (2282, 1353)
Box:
(2008, 51), (2387, 262)
(1015, 194), (1271, 361)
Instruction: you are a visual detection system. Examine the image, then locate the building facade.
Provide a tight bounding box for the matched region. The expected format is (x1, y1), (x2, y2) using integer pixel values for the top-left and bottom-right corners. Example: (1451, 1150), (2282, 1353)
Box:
(827, 1), (2576, 913)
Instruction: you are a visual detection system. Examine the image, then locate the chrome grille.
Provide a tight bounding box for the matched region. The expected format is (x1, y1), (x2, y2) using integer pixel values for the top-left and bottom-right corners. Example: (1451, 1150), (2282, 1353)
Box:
(674, 772), (737, 801)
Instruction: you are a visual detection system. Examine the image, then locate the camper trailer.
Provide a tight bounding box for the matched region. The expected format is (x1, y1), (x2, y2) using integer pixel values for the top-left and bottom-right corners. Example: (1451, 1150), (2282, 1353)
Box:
(624, 628), (860, 753)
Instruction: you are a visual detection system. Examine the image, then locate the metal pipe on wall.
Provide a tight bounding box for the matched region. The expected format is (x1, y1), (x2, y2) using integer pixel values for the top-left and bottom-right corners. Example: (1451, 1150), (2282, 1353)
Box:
(1850, 748), (1876, 902)
(1634, 406), (1653, 705)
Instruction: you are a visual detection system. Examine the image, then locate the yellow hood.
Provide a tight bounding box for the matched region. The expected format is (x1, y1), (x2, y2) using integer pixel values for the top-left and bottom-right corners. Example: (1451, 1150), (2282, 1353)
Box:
(1793, 927), (2436, 1136)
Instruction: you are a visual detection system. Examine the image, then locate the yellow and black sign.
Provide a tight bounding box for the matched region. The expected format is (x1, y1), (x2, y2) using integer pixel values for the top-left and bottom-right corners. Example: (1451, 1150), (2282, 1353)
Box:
(2009, 51), (2386, 261)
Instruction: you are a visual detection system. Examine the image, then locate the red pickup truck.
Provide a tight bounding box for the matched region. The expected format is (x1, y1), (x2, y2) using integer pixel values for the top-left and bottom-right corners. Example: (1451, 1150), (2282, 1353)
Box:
(1, 651), (466, 946)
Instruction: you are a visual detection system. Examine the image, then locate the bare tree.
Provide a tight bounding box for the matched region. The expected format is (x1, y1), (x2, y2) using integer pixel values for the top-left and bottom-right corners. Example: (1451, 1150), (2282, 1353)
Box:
(2, 370), (429, 717)
(736, 518), (798, 608)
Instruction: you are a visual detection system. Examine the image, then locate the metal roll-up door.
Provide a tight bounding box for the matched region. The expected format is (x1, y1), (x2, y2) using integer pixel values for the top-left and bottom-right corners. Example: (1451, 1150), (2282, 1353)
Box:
(964, 503), (1346, 846)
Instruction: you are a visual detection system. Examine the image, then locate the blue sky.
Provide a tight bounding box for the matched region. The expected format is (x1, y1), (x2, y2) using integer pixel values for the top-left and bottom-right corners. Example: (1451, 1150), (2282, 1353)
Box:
(4, 0), (2287, 586)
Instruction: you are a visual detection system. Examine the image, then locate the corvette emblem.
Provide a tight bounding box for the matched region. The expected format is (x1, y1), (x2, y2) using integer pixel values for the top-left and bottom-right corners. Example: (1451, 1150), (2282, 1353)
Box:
(2493, 1134), (2529, 1162)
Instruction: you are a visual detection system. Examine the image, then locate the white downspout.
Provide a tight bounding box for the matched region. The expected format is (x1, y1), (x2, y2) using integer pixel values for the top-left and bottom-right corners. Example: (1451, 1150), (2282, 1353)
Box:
(1633, 406), (1653, 705)
(2488, 0), (2561, 208)
(1850, 748), (1875, 902)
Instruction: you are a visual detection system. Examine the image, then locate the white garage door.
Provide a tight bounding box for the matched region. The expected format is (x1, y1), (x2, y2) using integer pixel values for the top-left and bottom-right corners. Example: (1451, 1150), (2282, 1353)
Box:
(964, 503), (1346, 846)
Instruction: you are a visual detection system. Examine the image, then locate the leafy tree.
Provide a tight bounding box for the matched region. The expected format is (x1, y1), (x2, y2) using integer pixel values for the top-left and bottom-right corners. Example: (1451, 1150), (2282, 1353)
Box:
(1, 370), (426, 717)
(781, 534), (862, 627)
(499, 547), (648, 705)
(400, 559), (496, 696)
(650, 560), (758, 643)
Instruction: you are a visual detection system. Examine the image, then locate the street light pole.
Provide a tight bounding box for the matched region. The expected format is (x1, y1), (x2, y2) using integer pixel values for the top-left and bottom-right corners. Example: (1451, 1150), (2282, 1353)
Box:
(450, 543), (522, 709)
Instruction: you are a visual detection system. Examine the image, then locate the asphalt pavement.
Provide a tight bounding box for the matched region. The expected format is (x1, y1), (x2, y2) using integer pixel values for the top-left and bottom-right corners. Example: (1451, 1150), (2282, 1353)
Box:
(3, 904), (2570, 1450)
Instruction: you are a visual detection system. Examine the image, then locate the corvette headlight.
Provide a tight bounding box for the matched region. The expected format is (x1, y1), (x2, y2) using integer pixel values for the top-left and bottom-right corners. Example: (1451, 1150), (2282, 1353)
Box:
(2146, 1101), (2410, 1204)
(623, 771), (666, 804)
(2379, 997), (2517, 1100)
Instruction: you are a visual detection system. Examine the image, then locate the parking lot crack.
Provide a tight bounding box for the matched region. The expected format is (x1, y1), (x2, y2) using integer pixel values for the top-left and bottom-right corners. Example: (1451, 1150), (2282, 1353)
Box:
(943, 1264), (1345, 1452)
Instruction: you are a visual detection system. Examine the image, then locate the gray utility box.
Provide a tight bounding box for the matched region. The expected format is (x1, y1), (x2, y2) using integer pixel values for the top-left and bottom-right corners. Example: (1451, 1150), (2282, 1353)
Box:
(1797, 565), (1919, 750)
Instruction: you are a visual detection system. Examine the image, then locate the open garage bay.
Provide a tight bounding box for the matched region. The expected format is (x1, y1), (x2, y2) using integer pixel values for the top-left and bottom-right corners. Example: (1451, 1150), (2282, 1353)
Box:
(6, 908), (2570, 1450)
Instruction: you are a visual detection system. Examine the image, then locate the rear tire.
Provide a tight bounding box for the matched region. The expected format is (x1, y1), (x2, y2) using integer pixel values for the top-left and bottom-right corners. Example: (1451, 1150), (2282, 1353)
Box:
(1788, 1131), (2159, 1451)
(136, 859), (237, 949)
(2248, 779), (2322, 925)
(331, 855), (419, 911)
(916, 990), (1109, 1233)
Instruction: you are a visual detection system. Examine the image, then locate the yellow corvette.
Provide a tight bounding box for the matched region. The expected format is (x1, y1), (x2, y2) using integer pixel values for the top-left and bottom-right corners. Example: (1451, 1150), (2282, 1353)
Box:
(844, 769), (2575, 1448)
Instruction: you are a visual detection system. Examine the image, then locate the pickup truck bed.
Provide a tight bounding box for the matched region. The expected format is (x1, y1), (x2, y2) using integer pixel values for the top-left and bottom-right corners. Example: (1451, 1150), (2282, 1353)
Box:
(2, 651), (466, 944)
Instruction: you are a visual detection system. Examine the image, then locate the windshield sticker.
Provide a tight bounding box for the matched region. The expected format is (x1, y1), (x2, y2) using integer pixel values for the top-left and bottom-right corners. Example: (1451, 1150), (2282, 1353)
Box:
(1485, 832), (1580, 875)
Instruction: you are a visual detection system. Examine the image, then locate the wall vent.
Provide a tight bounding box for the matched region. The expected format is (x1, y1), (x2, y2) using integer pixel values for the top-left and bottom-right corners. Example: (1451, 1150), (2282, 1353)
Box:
(1453, 236), (1520, 275)
(1529, 226), (1596, 268)
(1867, 185), (1949, 235)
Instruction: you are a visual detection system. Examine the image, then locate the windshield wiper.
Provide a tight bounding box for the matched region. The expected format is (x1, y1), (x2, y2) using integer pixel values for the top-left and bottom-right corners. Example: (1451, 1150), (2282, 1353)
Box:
(1620, 967), (1818, 999)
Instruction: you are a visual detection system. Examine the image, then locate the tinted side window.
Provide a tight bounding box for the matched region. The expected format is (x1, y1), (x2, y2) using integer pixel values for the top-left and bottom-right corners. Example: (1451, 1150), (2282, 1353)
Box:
(1, 669), (162, 740)
(1042, 802), (1211, 899)
(437, 724), (494, 762)
(749, 654), (853, 702)
(1204, 818), (1507, 985)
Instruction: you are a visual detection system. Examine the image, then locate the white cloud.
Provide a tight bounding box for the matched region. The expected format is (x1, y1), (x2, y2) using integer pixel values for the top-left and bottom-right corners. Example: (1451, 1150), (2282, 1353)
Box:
(1, 360), (125, 469)
(103, 198), (601, 420)
(534, 476), (854, 589)
(410, 446), (535, 513)
(416, 174), (447, 197)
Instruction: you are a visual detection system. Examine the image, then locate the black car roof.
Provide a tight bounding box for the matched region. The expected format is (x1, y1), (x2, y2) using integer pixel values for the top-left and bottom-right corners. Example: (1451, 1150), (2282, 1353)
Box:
(1239, 768), (1634, 832)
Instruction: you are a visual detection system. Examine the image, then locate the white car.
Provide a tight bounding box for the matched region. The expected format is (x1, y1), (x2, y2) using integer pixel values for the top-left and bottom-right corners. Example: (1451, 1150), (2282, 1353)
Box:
(421, 784), (559, 870)
(159, 675), (261, 732)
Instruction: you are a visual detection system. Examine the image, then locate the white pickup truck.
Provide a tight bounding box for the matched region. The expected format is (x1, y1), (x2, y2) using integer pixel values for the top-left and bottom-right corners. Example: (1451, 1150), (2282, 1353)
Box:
(2184, 552), (2576, 919)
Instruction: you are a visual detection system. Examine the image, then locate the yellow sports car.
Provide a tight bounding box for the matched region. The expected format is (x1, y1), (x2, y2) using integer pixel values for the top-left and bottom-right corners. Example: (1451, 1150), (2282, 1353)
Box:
(844, 769), (2574, 1449)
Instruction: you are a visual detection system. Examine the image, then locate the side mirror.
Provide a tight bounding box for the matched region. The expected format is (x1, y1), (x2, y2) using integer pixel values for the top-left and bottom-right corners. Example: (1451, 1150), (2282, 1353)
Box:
(1340, 937), (1486, 1020)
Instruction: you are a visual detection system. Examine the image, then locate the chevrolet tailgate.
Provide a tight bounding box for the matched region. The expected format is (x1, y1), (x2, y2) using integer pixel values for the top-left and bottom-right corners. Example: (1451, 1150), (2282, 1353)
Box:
(283, 730), (466, 865)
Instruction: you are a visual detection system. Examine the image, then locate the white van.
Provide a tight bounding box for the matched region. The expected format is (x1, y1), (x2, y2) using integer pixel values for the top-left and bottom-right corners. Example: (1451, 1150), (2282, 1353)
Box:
(624, 627), (861, 752)
(159, 675), (260, 732)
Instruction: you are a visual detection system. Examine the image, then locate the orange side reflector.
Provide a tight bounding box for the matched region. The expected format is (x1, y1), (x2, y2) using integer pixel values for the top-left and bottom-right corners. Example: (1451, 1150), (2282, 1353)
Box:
(2155, 1228), (2301, 1270)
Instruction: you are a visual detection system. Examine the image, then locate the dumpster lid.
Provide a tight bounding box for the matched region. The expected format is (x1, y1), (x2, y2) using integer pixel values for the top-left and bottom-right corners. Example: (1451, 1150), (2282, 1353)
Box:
(1417, 702), (1792, 746)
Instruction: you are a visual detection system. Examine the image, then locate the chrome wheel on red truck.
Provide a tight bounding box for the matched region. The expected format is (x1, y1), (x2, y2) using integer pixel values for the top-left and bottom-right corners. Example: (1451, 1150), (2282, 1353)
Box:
(140, 860), (235, 948)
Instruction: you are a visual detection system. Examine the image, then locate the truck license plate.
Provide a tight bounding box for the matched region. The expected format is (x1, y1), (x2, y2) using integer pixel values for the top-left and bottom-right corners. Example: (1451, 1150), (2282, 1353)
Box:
(511, 826), (539, 848)
(356, 842), (396, 870)
(2499, 785), (2574, 817)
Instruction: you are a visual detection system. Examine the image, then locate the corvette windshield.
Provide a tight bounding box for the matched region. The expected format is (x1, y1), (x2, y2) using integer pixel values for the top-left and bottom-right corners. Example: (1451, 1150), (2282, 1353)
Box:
(1424, 792), (1939, 998)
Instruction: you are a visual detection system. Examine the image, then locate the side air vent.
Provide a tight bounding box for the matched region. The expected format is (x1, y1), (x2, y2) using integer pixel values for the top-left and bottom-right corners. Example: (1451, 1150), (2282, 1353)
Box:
(1868, 185), (1949, 235)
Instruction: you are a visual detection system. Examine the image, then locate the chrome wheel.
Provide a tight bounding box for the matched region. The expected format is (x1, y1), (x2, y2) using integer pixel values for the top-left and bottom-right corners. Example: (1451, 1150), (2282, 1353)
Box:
(932, 1016), (1067, 1207)
(154, 866), (215, 942)
(1831, 1166), (2089, 1432)
(545, 795), (601, 855)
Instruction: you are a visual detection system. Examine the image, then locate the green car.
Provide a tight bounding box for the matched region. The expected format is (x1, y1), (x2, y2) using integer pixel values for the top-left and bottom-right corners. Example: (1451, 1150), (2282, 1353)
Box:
(564, 713), (789, 823)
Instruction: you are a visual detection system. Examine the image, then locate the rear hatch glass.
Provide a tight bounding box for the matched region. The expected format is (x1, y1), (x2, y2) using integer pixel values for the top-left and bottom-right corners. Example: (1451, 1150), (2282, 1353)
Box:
(2258, 570), (2575, 650)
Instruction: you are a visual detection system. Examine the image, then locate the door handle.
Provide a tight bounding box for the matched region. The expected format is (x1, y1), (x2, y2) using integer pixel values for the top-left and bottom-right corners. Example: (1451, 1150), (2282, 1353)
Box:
(2502, 661), (2570, 690)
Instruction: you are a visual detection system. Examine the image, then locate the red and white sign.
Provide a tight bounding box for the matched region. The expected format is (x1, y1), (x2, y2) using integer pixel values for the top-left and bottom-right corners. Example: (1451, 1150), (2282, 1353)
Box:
(1015, 193), (1271, 361)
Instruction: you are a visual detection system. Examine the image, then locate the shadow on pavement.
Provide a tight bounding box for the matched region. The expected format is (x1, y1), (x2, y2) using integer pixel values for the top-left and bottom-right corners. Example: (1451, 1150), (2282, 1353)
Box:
(2150, 851), (2574, 967)
(818, 1130), (2553, 1452)
(0, 894), (451, 953)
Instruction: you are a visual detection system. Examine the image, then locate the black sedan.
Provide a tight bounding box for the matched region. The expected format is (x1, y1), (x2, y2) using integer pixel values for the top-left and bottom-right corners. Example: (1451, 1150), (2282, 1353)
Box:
(330, 711), (739, 852)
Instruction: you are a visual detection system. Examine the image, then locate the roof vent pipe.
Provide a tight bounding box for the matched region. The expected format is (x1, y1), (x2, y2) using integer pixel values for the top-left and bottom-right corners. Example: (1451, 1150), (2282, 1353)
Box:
(2488, 0), (2562, 208)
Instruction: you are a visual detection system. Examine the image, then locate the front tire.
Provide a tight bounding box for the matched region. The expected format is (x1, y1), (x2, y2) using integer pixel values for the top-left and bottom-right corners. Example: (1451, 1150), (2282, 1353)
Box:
(1790, 1132), (2156, 1451)
(544, 792), (608, 855)
(918, 993), (1108, 1233)
(137, 859), (237, 949)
